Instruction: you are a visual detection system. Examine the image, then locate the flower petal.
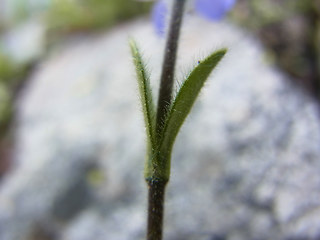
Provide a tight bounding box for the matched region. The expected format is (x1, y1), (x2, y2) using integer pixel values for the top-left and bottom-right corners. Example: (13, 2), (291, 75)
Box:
(195, 0), (236, 20)
(152, 0), (168, 36)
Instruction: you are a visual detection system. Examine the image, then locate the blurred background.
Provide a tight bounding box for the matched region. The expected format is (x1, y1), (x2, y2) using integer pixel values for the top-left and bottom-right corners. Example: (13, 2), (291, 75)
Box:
(0, 0), (320, 239)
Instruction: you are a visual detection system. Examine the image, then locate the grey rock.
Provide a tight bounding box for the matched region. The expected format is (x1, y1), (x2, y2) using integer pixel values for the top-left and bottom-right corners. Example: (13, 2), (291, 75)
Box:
(1, 17), (320, 240)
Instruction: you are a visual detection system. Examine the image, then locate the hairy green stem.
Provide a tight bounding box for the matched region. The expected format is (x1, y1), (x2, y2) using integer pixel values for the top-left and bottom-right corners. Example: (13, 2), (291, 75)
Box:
(156, 0), (186, 134)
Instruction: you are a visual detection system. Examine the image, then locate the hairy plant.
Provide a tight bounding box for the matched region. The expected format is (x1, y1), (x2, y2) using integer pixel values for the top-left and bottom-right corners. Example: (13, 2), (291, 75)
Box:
(130, 0), (234, 239)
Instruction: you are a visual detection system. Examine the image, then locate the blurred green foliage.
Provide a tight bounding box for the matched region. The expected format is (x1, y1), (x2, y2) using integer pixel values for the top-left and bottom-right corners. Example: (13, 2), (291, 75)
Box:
(47, 0), (152, 32)
(0, 53), (16, 84)
(0, 53), (16, 132)
(233, 0), (315, 28)
(0, 82), (12, 133)
(0, 51), (26, 133)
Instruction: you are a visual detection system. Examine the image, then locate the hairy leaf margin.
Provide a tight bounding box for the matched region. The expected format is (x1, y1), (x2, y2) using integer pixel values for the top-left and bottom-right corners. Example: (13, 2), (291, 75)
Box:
(159, 48), (227, 160)
(129, 39), (157, 151)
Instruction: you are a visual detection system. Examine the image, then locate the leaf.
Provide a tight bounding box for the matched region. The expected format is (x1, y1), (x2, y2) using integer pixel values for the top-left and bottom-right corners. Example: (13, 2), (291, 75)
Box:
(159, 48), (227, 157)
(129, 39), (156, 150)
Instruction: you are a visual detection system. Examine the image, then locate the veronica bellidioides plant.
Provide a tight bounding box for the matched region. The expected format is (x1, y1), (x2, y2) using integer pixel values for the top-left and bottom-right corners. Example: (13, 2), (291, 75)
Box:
(130, 0), (234, 239)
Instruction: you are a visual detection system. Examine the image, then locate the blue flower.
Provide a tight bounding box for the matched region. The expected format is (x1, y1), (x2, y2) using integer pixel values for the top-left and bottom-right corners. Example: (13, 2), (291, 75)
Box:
(152, 0), (168, 36)
(152, 0), (236, 35)
(195, 0), (236, 20)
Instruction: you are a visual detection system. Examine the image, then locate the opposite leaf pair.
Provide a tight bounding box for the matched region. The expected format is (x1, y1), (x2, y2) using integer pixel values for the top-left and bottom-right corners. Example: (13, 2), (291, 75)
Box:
(130, 39), (226, 183)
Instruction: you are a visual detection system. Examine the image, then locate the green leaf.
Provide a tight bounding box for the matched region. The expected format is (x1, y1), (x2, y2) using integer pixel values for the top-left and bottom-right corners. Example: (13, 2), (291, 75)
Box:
(129, 39), (156, 151)
(159, 48), (227, 159)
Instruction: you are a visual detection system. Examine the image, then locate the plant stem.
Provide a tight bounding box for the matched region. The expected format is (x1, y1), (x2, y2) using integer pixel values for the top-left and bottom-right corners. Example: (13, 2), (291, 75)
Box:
(147, 1), (186, 240)
(156, 0), (186, 134)
(146, 178), (167, 240)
